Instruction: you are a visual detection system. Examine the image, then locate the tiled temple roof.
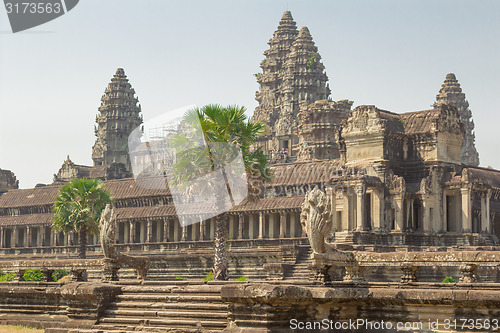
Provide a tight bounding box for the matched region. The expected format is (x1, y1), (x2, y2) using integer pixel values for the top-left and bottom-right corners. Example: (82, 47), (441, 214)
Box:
(377, 110), (405, 133)
(0, 213), (53, 226)
(269, 160), (341, 186)
(400, 109), (440, 134)
(0, 196), (305, 227)
(468, 167), (500, 188)
(0, 177), (170, 208)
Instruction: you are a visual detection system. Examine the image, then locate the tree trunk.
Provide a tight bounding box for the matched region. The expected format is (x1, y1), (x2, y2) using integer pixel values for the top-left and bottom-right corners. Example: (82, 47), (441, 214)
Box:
(79, 225), (87, 259)
(213, 213), (228, 280)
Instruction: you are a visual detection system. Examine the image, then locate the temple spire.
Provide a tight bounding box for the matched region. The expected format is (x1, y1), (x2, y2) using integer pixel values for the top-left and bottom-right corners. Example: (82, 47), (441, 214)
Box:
(252, 11), (299, 126)
(434, 73), (479, 166)
(92, 68), (143, 173)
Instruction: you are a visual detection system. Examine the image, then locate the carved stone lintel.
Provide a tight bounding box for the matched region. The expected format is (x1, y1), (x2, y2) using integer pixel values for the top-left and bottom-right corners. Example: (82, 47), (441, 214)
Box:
(344, 265), (365, 283)
(400, 264), (419, 283)
(459, 263), (477, 283)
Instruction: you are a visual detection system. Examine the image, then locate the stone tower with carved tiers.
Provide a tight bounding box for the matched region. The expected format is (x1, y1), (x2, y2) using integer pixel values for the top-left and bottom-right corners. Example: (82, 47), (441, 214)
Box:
(252, 12), (330, 157)
(434, 73), (479, 167)
(92, 68), (143, 173)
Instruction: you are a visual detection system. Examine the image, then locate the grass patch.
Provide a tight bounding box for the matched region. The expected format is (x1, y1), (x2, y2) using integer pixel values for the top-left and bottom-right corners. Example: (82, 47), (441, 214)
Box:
(0, 325), (43, 332)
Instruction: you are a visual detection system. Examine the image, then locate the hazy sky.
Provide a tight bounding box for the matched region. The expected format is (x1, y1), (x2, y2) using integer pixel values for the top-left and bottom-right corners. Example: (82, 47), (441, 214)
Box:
(1, 0), (499, 189)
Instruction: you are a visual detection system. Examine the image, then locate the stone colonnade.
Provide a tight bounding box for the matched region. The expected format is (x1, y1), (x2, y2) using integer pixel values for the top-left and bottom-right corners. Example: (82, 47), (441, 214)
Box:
(0, 225), (102, 249)
(0, 210), (303, 248)
(333, 182), (493, 234)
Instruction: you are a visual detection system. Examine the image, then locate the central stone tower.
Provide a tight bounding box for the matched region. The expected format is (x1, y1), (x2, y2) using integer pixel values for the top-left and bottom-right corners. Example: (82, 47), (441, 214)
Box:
(252, 11), (331, 157)
(92, 68), (143, 173)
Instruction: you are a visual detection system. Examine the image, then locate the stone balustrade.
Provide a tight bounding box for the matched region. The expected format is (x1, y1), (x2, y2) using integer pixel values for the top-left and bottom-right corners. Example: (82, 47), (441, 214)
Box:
(311, 250), (500, 284)
(0, 257), (148, 282)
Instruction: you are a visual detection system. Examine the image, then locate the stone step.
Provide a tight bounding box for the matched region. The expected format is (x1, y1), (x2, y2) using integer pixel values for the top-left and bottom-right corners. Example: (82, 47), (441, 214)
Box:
(103, 308), (227, 319)
(115, 294), (223, 303)
(121, 284), (222, 293)
(109, 300), (227, 311)
(83, 324), (223, 333)
(99, 316), (227, 328)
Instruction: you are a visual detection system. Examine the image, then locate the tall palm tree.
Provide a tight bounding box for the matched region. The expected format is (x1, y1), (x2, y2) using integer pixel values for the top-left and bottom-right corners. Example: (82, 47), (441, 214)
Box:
(52, 178), (113, 259)
(170, 105), (271, 280)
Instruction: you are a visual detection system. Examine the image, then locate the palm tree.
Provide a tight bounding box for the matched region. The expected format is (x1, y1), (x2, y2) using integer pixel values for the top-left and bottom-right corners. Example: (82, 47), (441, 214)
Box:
(170, 105), (271, 280)
(52, 178), (113, 259)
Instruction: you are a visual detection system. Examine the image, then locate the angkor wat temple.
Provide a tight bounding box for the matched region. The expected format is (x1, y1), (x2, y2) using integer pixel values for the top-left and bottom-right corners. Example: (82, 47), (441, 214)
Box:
(1, 11), (500, 332)
(1, 11), (498, 256)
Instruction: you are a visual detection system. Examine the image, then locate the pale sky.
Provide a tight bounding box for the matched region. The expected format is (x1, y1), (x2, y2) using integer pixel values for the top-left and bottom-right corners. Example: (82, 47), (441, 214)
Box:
(1, 0), (499, 189)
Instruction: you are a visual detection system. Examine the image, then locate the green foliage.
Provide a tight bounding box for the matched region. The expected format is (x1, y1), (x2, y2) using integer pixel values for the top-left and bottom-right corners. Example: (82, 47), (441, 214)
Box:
(52, 178), (112, 235)
(23, 270), (43, 282)
(52, 269), (69, 282)
(306, 52), (317, 69)
(260, 59), (266, 66)
(175, 276), (184, 280)
(169, 105), (272, 191)
(0, 272), (16, 281)
(442, 276), (456, 283)
(203, 271), (214, 282)
(236, 276), (247, 281)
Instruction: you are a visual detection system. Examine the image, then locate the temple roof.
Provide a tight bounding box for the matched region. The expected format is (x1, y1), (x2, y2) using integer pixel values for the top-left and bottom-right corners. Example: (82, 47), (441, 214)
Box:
(269, 160), (341, 186)
(0, 177), (170, 209)
(467, 167), (500, 188)
(400, 109), (441, 134)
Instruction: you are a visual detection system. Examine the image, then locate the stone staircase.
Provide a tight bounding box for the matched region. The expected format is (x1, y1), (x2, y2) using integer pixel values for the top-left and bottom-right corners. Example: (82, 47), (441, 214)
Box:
(72, 282), (229, 333)
(286, 247), (312, 280)
(333, 231), (354, 244)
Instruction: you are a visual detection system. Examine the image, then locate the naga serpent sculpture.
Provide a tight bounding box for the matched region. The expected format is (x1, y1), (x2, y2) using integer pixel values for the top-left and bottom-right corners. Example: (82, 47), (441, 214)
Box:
(99, 204), (150, 281)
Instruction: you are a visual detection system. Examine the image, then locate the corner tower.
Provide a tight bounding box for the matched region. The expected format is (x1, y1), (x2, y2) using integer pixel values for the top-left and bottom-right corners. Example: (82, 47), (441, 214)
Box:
(92, 68), (143, 173)
(433, 73), (479, 167)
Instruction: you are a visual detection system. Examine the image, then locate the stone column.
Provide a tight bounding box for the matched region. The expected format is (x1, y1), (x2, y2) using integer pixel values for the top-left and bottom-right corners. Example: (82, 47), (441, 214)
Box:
(36, 227), (42, 247)
(422, 198), (431, 232)
(163, 219), (170, 242)
(238, 214), (244, 239)
(41, 227), (46, 247)
(0, 227), (3, 248)
(181, 218), (187, 241)
(129, 221), (135, 243)
(290, 213), (297, 238)
(146, 220), (152, 243)
(12, 227), (17, 248)
(174, 219), (180, 241)
(355, 184), (365, 231)
(51, 231), (56, 246)
(486, 190), (491, 233)
(461, 187), (472, 233)
(481, 191), (491, 233)
(342, 192), (349, 231)
(26, 227), (31, 247)
(372, 190), (383, 231)
(394, 195), (404, 232)
(199, 217), (205, 241)
(258, 212), (264, 239)
(327, 187), (337, 231)
(279, 212), (286, 238)
(248, 215), (254, 239)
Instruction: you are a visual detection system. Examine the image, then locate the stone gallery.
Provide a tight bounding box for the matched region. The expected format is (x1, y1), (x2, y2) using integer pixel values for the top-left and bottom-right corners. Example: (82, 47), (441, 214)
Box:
(0, 11), (499, 333)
